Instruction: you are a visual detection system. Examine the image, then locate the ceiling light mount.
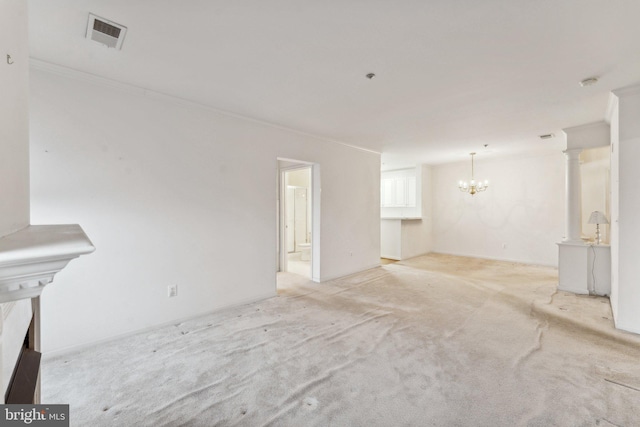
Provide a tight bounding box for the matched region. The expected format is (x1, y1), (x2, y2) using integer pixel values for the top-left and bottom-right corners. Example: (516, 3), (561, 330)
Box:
(365, 73), (376, 80)
(579, 77), (599, 87)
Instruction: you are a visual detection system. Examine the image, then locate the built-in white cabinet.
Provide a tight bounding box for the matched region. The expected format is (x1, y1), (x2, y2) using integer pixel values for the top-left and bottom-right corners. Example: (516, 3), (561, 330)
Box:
(381, 176), (416, 207)
(558, 242), (611, 296)
(380, 165), (432, 261)
(380, 168), (420, 218)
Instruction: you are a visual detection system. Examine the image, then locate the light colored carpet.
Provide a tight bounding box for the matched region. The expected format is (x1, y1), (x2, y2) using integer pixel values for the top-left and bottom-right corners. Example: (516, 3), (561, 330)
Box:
(42, 254), (640, 426)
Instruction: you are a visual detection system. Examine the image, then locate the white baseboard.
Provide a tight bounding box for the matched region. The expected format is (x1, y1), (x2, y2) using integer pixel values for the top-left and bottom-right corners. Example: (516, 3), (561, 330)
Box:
(319, 263), (384, 283)
(43, 291), (276, 359)
(557, 285), (589, 295)
(431, 250), (558, 269)
(613, 320), (640, 336)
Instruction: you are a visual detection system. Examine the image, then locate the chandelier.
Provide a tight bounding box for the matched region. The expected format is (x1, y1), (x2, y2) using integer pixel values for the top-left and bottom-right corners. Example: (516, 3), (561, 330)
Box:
(458, 152), (488, 195)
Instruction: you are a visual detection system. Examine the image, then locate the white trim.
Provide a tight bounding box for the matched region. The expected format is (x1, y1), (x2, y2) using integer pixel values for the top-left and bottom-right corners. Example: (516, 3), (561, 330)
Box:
(430, 250), (559, 268)
(318, 264), (383, 283)
(279, 164), (312, 173)
(42, 291), (276, 358)
(606, 92), (618, 124)
(278, 168), (288, 276)
(557, 285), (589, 295)
(277, 162), (318, 282)
(614, 321), (640, 336)
(612, 82), (640, 98)
(311, 164), (321, 282)
(277, 157), (314, 166)
(30, 58), (380, 156)
(0, 225), (95, 303)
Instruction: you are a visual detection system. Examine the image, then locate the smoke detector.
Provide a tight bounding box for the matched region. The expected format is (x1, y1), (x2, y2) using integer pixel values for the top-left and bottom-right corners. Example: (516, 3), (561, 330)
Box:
(86, 14), (127, 49)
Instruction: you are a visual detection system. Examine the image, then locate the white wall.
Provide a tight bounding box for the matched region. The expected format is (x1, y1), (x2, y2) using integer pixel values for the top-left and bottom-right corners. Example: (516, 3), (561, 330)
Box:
(432, 151), (564, 266)
(401, 165), (433, 259)
(611, 85), (640, 334)
(30, 66), (381, 353)
(0, 0), (29, 236)
(0, 0), (32, 399)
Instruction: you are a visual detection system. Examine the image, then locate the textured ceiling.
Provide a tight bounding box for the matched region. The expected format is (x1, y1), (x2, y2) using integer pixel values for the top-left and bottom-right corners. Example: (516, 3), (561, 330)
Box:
(29, 0), (640, 167)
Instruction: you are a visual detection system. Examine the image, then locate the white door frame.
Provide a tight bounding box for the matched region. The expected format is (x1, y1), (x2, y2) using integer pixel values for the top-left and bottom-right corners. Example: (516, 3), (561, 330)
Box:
(277, 159), (320, 282)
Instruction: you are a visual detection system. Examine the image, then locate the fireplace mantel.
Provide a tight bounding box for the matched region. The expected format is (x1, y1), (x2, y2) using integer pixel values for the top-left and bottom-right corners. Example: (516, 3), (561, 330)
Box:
(0, 225), (95, 304)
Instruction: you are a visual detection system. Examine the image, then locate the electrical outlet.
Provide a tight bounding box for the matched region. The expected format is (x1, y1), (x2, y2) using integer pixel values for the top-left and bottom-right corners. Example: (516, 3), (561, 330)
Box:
(168, 285), (178, 298)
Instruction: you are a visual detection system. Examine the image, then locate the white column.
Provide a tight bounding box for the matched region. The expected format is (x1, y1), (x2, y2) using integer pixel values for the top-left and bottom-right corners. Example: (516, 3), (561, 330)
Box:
(564, 148), (583, 242)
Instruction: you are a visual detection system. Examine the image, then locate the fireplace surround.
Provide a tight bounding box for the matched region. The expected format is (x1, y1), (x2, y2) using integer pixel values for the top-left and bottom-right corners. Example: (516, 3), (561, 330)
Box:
(0, 224), (94, 403)
(5, 307), (41, 404)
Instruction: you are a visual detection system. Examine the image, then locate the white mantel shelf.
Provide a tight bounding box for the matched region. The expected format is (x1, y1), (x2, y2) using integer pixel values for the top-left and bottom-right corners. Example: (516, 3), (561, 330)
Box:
(0, 225), (95, 303)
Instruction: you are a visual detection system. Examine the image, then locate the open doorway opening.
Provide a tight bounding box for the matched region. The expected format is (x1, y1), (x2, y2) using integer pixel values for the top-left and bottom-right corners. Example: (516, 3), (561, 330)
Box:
(277, 159), (320, 285)
(284, 168), (311, 277)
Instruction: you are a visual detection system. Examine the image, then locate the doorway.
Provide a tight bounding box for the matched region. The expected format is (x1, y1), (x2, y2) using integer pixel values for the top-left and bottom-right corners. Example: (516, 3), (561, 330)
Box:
(277, 159), (320, 283)
(285, 169), (311, 277)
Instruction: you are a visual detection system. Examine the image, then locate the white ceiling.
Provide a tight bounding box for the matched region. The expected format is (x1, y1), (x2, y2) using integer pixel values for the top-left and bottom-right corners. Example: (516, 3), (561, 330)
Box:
(28, 0), (640, 167)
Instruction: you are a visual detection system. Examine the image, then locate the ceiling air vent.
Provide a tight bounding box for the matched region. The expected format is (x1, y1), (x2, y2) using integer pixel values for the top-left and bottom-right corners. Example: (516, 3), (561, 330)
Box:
(86, 14), (127, 49)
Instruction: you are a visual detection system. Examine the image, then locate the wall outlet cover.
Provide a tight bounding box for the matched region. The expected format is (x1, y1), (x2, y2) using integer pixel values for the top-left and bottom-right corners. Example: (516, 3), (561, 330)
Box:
(168, 285), (178, 297)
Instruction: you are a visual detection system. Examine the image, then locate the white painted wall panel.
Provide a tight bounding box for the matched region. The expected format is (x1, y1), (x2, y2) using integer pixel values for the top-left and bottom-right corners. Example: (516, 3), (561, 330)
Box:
(615, 86), (640, 333)
(0, 0), (32, 401)
(30, 68), (380, 353)
(380, 219), (401, 260)
(0, 0), (30, 236)
(432, 151), (564, 266)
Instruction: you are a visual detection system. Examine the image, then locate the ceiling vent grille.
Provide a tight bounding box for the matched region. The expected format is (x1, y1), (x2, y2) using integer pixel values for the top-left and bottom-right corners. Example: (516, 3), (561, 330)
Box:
(86, 14), (127, 50)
